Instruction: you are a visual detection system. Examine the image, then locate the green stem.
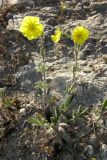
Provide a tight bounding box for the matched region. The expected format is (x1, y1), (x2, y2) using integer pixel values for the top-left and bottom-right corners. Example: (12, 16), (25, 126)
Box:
(72, 44), (80, 86)
(40, 36), (46, 109)
(43, 55), (46, 109)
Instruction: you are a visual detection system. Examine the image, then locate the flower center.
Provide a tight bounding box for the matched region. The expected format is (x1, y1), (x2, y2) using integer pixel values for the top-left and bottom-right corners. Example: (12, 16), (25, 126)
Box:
(28, 23), (35, 31)
(77, 33), (82, 39)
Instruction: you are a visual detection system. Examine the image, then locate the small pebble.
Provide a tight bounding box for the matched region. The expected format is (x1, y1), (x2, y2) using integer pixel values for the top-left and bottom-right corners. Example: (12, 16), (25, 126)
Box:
(19, 108), (26, 116)
(84, 145), (94, 156)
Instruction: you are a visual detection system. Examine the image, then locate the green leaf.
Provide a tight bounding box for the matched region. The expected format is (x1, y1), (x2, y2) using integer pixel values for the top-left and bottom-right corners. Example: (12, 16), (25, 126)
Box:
(35, 81), (48, 90)
(59, 95), (73, 113)
(102, 99), (107, 112)
(28, 117), (41, 126)
(51, 108), (59, 124)
(71, 106), (88, 122)
(28, 113), (48, 127)
(37, 63), (48, 73)
(3, 99), (13, 108)
(91, 158), (97, 160)
(67, 84), (77, 95)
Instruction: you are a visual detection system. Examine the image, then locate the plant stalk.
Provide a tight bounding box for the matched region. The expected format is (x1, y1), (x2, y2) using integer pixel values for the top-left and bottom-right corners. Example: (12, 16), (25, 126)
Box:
(41, 36), (47, 110)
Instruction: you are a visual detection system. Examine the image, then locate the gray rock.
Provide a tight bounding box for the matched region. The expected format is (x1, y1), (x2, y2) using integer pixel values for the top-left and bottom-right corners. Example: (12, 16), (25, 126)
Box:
(79, 43), (95, 60)
(6, 13), (14, 20)
(3, 0), (35, 6)
(84, 145), (94, 156)
(100, 144), (107, 160)
(26, 103), (31, 108)
(15, 63), (41, 91)
(90, 2), (107, 11)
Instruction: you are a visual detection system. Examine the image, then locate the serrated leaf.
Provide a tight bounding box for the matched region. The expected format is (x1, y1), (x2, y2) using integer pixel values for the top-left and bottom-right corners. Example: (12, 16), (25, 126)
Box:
(3, 99), (13, 108)
(35, 81), (48, 90)
(37, 63), (48, 73)
(28, 117), (42, 126)
(28, 114), (48, 127)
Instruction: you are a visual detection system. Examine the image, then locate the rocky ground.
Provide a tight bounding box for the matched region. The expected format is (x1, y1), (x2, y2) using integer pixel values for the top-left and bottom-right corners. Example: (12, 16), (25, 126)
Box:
(0, 0), (107, 160)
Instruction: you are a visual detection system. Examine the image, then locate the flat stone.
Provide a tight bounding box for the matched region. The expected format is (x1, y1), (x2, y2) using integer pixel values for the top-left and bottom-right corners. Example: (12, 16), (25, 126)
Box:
(15, 63), (41, 91)
(90, 2), (107, 10)
(2, 0), (34, 6)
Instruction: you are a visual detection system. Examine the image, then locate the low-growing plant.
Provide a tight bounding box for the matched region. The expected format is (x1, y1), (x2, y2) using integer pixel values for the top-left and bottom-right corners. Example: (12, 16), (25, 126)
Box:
(28, 107), (70, 155)
(0, 87), (19, 109)
(27, 85), (78, 156)
(19, 16), (90, 158)
(2, 96), (18, 109)
(2, 97), (13, 108)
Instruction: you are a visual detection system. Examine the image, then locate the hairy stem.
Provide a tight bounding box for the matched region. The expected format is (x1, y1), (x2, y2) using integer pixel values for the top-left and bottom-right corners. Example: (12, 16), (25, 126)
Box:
(72, 44), (80, 86)
(40, 36), (47, 110)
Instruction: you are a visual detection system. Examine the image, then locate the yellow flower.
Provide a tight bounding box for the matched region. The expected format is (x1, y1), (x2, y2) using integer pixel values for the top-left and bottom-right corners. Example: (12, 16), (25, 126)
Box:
(20, 16), (44, 40)
(51, 28), (62, 43)
(71, 26), (89, 45)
